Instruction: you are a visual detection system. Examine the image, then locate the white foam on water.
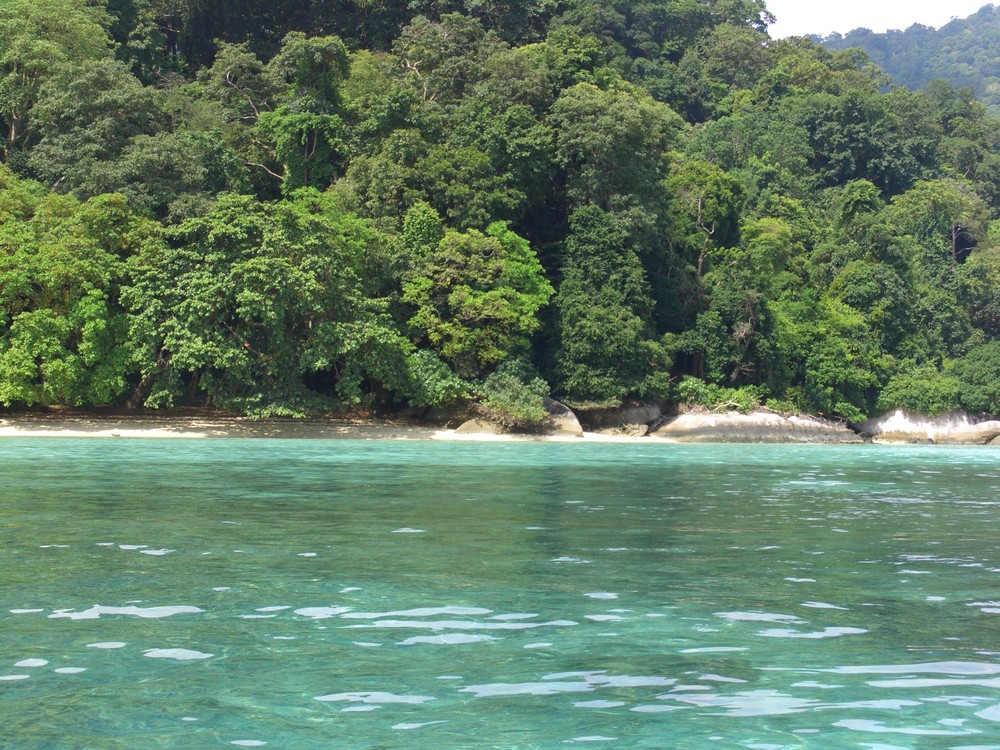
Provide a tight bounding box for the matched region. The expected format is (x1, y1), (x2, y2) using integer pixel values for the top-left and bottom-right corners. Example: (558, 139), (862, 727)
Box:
(343, 618), (577, 631)
(391, 528), (425, 533)
(399, 634), (498, 645)
(293, 606), (352, 619)
(670, 689), (819, 717)
(342, 606), (491, 619)
(757, 627), (868, 639)
(801, 602), (848, 610)
(144, 649), (213, 660)
(791, 681), (844, 689)
(489, 613), (537, 621)
(392, 721), (448, 729)
(49, 605), (203, 620)
(0, 675), (30, 681)
(86, 642), (127, 649)
(315, 691), (435, 704)
(715, 611), (805, 624)
(54, 667), (86, 674)
(461, 681), (592, 697)
(14, 659), (47, 668)
(828, 662), (1000, 675)
(833, 718), (973, 736)
(139, 548), (175, 556)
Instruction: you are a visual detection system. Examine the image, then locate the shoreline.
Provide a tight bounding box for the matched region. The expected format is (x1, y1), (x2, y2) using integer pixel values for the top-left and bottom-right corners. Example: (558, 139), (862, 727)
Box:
(1, 409), (997, 445)
(0, 413), (671, 442)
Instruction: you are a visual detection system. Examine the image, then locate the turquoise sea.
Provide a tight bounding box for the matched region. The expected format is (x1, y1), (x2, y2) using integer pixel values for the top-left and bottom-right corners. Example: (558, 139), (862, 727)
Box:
(3, 439), (1000, 749)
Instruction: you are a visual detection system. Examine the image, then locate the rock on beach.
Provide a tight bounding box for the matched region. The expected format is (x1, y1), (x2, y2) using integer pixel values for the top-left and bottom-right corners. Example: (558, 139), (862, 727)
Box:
(652, 409), (862, 443)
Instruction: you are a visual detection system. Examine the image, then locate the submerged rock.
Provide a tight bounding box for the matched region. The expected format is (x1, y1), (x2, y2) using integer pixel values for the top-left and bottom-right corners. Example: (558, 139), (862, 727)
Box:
(652, 409), (862, 443)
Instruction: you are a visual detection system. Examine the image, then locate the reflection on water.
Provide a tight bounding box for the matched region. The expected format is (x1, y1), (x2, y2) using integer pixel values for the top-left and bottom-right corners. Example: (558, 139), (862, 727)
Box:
(3, 440), (1000, 748)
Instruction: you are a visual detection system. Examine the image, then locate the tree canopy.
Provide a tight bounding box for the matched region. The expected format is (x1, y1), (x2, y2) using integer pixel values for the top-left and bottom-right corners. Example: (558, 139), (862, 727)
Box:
(4, 0), (1000, 422)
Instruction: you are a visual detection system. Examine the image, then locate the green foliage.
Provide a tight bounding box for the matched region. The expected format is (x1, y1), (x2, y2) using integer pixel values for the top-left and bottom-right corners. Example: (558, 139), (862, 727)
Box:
(876, 365), (962, 416)
(675, 375), (765, 413)
(0, 177), (145, 407)
(3, 1), (1000, 425)
(402, 349), (468, 409)
(820, 8), (1000, 116)
(123, 190), (416, 413)
(403, 219), (553, 378)
(549, 82), (683, 211)
(0, 0), (113, 156)
(953, 341), (1000, 416)
(550, 205), (672, 405)
(475, 357), (550, 427)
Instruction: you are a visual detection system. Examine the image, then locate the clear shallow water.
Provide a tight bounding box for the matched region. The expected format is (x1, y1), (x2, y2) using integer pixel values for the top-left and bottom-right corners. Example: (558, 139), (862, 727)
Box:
(3, 440), (1000, 749)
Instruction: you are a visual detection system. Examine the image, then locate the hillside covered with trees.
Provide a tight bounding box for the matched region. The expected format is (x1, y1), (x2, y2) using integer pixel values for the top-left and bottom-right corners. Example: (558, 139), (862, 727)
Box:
(820, 4), (1000, 114)
(4, 0), (1000, 425)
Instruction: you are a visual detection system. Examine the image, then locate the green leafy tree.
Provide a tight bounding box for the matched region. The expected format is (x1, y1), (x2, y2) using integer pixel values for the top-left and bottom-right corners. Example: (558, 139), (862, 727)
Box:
(954, 341), (1000, 416)
(0, 179), (147, 407)
(256, 33), (351, 192)
(124, 190), (417, 414)
(26, 59), (162, 195)
(876, 365), (962, 416)
(549, 82), (683, 211)
(550, 204), (671, 405)
(403, 217), (552, 379)
(474, 356), (550, 428)
(0, 0), (113, 158)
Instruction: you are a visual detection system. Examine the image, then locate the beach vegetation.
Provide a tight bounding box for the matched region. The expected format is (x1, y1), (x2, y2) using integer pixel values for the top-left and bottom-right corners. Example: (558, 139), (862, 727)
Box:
(2, 2), (1000, 421)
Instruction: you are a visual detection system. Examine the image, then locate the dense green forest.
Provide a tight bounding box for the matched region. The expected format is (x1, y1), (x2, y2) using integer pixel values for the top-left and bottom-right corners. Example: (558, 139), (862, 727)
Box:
(820, 4), (1000, 115)
(4, 0), (1000, 424)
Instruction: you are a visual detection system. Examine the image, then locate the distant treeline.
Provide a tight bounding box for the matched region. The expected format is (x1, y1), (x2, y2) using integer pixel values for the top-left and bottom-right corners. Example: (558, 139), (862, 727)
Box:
(3, 0), (1000, 423)
(819, 4), (1000, 115)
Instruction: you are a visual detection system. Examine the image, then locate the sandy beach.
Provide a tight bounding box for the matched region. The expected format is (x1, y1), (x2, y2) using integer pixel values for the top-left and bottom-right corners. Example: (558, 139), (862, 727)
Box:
(4, 409), (996, 444)
(0, 413), (663, 441)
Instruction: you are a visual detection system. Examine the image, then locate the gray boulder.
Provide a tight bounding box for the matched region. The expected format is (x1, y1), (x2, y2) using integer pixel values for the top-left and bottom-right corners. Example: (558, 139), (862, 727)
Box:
(862, 410), (1000, 444)
(652, 409), (862, 443)
(541, 398), (584, 437)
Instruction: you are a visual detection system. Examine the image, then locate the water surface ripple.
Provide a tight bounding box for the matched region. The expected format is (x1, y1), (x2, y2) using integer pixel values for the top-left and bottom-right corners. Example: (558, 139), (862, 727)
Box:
(3, 440), (1000, 748)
